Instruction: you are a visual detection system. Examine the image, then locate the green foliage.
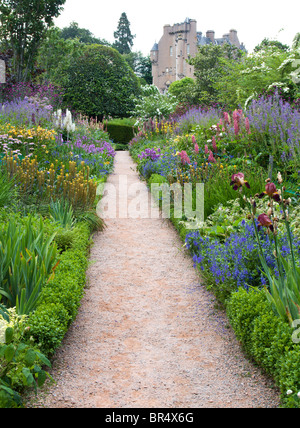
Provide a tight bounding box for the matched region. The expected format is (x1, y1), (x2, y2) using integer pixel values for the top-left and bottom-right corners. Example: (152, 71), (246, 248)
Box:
(36, 26), (86, 86)
(0, 308), (52, 408)
(106, 122), (137, 144)
(27, 222), (90, 355)
(226, 287), (300, 407)
(131, 84), (178, 123)
(0, 171), (17, 210)
(226, 288), (270, 354)
(123, 51), (152, 85)
(168, 77), (197, 104)
(63, 44), (140, 118)
(0, 216), (58, 315)
(215, 41), (300, 109)
(0, 0), (66, 82)
(113, 12), (135, 55)
(188, 43), (243, 105)
(60, 21), (111, 46)
(49, 198), (76, 229)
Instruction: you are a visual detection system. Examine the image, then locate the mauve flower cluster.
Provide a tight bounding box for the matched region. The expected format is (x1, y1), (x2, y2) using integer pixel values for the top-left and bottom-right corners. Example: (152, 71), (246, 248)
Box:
(246, 90), (300, 162)
(186, 220), (300, 292)
(1, 97), (53, 126)
(176, 106), (221, 132)
(138, 147), (161, 161)
(58, 134), (116, 158)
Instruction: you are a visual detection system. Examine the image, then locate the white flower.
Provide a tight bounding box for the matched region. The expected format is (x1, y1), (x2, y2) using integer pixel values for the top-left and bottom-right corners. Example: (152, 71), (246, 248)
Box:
(287, 389), (293, 395)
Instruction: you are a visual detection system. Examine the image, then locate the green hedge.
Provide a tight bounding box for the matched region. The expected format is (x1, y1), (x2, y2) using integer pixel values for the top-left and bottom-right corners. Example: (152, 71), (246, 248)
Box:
(226, 288), (300, 408)
(106, 123), (138, 145)
(27, 222), (91, 356)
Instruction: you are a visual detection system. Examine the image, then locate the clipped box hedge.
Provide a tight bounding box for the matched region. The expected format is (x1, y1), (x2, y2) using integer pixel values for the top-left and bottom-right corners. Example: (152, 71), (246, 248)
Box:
(27, 222), (91, 356)
(106, 122), (138, 145)
(226, 288), (300, 408)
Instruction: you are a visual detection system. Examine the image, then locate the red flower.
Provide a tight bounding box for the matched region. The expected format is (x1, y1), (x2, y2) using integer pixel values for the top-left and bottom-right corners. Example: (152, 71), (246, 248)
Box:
(257, 214), (274, 232)
(230, 172), (250, 191)
(258, 182), (281, 202)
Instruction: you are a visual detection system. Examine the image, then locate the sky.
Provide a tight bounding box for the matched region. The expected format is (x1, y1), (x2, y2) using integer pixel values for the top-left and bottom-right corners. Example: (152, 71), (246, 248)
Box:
(53, 0), (300, 56)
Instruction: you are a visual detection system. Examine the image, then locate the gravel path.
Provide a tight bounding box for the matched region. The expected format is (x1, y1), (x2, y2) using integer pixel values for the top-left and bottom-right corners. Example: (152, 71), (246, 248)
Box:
(27, 151), (280, 408)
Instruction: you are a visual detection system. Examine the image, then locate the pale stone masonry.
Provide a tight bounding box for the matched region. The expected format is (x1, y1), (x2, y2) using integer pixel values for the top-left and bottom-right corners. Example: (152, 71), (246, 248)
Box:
(150, 18), (245, 93)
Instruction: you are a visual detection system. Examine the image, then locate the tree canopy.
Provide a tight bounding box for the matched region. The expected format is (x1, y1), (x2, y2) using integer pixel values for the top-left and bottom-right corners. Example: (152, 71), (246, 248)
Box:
(0, 0), (66, 82)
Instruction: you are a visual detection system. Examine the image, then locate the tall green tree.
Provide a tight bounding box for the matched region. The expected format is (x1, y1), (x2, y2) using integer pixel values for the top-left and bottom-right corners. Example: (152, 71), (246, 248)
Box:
(0, 0), (66, 82)
(113, 12), (135, 55)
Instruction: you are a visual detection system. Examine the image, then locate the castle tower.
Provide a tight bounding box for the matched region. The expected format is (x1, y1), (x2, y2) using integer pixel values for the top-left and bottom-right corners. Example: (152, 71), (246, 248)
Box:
(151, 19), (244, 93)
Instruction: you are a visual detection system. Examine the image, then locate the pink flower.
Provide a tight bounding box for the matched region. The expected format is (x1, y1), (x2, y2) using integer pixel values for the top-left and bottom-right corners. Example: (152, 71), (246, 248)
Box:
(234, 119), (239, 136)
(179, 150), (190, 165)
(205, 145), (209, 154)
(208, 150), (216, 163)
(192, 135), (196, 144)
(194, 143), (199, 154)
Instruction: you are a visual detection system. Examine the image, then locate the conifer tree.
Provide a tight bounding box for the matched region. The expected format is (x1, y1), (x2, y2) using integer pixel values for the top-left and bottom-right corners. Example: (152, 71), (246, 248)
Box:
(113, 12), (135, 55)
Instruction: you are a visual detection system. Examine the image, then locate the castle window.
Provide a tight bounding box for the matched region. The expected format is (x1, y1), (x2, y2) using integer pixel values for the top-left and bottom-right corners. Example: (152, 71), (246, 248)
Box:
(170, 46), (173, 56)
(187, 44), (190, 55)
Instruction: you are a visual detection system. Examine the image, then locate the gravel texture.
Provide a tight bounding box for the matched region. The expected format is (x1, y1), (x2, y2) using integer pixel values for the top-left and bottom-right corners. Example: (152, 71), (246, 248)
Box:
(26, 151), (280, 408)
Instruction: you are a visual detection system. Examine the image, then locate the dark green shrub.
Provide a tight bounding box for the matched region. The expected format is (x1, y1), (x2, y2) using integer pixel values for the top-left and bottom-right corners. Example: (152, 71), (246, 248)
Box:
(54, 229), (75, 252)
(267, 322), (297, 382)
(278, 347), (300, 408)
(226, 287), (270, 354)
(28, 302), (70, 355)
(106, 123), (137, 144)
(27, 222), (90, 355)
(250, 309), (282, 374)
(63, 44), (140, 117)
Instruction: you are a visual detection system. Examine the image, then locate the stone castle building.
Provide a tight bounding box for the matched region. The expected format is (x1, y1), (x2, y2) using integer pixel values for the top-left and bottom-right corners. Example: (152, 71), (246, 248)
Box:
(150, 18), (245, 93)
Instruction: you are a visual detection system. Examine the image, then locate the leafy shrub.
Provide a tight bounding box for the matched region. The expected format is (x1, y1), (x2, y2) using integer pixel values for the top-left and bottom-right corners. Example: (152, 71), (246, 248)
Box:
(226, 287), (300, 408)
(27, 222), (90, 355)
(226, 288), (270, 354)
(106, 122), (137, 144)
(27, 302), (70, 356)
(0, 308), (51, 408)
(63, 44), (140, 118)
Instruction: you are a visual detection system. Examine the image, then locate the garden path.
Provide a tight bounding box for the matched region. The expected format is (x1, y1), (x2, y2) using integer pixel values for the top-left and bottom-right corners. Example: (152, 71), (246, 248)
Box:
(29, 151), (279, 408)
